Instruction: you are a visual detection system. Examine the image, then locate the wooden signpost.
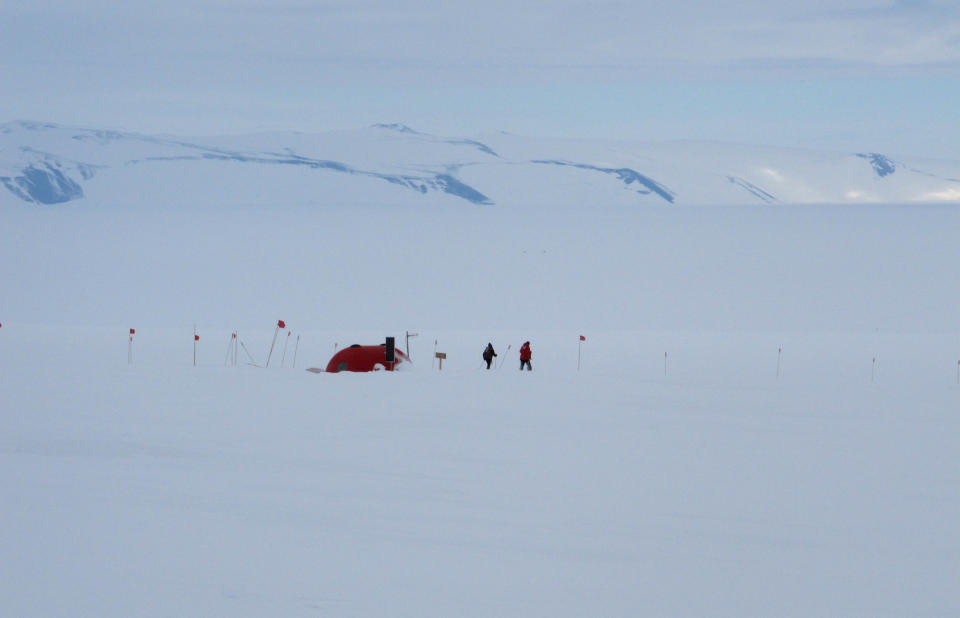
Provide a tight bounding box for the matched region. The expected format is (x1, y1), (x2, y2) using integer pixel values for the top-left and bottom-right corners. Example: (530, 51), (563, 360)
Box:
(435, 352), (447, 370)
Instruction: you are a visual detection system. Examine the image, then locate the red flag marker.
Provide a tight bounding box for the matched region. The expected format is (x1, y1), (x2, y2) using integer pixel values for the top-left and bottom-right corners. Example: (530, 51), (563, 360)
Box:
(277, 320), (286, 329)
(130, 328), (135, 335)
(579, 335), (586, 341)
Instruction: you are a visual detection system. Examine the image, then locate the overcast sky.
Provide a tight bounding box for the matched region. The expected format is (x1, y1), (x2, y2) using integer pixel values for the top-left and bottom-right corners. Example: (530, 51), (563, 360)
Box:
(2, 0), (958, 155)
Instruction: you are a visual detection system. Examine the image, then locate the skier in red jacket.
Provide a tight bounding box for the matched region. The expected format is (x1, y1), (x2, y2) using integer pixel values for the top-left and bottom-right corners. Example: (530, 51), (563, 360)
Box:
(519, 341), (532, 371)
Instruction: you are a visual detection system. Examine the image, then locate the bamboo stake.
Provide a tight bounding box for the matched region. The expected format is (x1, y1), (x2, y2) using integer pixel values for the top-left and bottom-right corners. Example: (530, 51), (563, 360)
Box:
(281, 331), (291, 367)
(266, 324), (280, 367)
(497, 344), (511, 369)
(240, 339), (260, 367)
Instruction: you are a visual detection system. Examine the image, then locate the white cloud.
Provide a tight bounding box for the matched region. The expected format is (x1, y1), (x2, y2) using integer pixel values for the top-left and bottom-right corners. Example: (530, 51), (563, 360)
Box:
(1, 0), (959, 145)
(916, 187), (960, 201)
(760, 168), (786, 183)
(844, 190), (881, 202)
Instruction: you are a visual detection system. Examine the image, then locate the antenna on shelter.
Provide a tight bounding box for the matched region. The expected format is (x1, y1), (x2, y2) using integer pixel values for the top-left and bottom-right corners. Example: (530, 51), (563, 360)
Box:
(405, 331), (419, 359)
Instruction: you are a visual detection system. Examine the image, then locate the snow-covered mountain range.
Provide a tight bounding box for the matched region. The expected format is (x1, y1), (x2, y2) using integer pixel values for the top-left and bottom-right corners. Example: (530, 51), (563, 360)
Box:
(2, 120), (959, 208)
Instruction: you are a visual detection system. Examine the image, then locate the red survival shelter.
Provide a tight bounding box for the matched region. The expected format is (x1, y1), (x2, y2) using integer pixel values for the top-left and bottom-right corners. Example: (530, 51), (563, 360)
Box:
(325, 344), (411, 373)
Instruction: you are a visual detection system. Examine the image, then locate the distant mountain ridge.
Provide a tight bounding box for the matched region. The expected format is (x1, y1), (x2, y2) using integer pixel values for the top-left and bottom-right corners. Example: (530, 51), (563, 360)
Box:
(1, 120), (958, 207)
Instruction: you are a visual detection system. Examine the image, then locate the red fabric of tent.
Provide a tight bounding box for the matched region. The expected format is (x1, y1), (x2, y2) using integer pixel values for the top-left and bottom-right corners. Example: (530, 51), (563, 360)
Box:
(325, 344), (411, 373)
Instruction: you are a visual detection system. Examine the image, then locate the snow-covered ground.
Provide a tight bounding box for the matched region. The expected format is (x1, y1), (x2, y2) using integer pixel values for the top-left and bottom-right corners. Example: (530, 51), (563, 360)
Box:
(2, 197), (960, 616)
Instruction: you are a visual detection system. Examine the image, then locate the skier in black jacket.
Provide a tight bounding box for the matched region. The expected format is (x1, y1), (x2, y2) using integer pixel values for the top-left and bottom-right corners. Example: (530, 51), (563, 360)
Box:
(482, 343), (497, 369)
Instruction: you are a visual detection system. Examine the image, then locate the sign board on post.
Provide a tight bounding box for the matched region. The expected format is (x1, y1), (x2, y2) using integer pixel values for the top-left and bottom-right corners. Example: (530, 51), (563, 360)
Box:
(435, 352), (446, 370)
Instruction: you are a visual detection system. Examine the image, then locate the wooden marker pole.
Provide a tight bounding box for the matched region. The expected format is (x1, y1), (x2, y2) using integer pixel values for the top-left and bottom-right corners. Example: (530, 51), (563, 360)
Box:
(230, 332), (237, 367)
(194, 333), (199, 367)
(240, 339), (259, 367)
(293, 335), (300, 369)
(281, 331), (291, 367)
(497, 344), (511, 370)
(128, 328), (135, 364)
(871, 357), (876, 383)
(266, 326), (278, 367)
(664, 352), (668, 377)
(266, 320), (285, 367)
(225, 332), (239, 366)
(777, 346), (782, 379)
